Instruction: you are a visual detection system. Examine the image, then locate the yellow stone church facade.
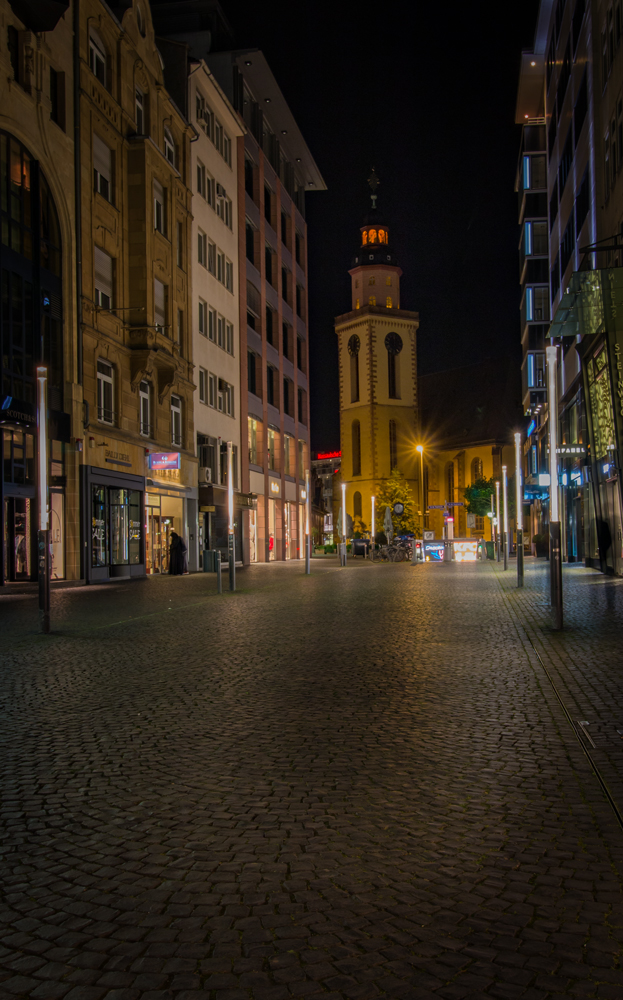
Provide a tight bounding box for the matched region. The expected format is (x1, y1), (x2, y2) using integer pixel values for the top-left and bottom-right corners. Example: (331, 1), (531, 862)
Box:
(335, 214), (419, 534)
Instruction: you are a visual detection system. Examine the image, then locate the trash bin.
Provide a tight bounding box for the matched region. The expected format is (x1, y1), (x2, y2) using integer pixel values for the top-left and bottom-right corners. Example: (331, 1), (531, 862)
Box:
(203, 549), (218, 572)
(485, 541), (494, 560)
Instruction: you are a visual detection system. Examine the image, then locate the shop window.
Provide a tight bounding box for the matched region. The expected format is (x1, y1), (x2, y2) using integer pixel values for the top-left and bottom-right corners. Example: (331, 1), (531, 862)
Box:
(110, 489), (141, 566)
(94, 246), (113, 309)
(92, 485), (108, 567)
(139, 380), (151, 436)
(89, 30), (107, 88)
(171, 394), (182, 446)
(97, 359), (114, 424)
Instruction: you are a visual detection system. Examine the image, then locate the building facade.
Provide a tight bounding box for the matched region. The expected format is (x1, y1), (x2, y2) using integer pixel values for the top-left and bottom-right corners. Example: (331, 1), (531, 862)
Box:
(335, 207), (419, 535)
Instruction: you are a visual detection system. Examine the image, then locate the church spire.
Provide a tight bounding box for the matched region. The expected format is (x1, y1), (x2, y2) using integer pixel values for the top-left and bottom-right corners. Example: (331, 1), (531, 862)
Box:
(368, 167), (380, 210)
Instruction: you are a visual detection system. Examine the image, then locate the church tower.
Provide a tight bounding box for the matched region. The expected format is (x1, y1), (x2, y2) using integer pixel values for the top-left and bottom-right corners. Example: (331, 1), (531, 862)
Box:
(335, 172), (419, 535)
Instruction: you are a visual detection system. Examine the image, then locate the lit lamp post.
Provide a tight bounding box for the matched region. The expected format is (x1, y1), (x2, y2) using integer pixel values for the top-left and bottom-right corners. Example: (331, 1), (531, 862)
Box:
(227, 440), (235, 592)
(546, 344), (562, 628)
(37, 366), (50, 634)
(415, 444), (424, 564)
(502, 464), (508, 571)
(495, 480), (501, 562)
(305, 469), (311, 575)
(341, 480), (347, 566)
(515, 432), (524, 587)
(370, 495), (375, 562)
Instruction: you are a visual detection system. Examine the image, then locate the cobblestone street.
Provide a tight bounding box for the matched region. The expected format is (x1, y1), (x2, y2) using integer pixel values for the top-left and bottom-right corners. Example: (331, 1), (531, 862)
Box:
(2, 559), (623, 1000)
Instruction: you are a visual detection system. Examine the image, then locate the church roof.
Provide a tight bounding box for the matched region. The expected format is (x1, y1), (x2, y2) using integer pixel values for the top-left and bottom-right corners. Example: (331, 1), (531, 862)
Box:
(418, 357), (524, 451)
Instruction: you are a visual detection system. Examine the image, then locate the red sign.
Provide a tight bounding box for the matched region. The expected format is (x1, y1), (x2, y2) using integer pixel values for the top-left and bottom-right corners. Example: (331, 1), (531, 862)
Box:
(317, 450), (341, 459)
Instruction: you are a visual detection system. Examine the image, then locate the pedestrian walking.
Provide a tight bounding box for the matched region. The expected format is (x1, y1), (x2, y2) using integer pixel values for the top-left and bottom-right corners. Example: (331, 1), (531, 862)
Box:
(169, 531), (187, 575)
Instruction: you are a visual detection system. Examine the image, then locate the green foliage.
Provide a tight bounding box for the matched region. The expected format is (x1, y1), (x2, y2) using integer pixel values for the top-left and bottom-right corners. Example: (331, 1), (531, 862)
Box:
(463, 477), (495, 517)
(376, 468), (420, 536)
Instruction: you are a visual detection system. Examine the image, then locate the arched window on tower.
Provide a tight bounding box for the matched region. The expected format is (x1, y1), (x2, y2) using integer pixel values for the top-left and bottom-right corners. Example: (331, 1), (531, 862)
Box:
(348, 334), (360, 402)
(446, 462), (455, 503)
(471, 457), (483, 482)
(385, 332), (402, 399)
(353, 491), (362, 518)
(389, 419), (397, 470)
(352, 419), (361, 476)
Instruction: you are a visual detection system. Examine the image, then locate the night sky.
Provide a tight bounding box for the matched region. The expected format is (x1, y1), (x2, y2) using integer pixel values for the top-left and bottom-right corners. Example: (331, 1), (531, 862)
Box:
(226, 0), (541, 453)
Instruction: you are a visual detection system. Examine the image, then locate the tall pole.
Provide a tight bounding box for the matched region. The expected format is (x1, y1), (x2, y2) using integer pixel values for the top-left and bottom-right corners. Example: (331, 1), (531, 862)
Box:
(305, 469), (311, 574)
(515, 432), (524, 587)
(37, 367), (50, 634)
(546, 344), (562, 628)
(227, 440), (235, 592)
(415, 444), (424, 564)
(502, 464), (508, 570)
(495, 480), (501, 562)
(341, 480), (347, 566)
(370, 495), (375, 562)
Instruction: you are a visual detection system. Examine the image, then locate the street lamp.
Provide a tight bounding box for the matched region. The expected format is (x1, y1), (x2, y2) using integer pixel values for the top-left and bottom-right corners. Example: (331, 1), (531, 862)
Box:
(415, 444), (424, 564)
(37, 366), (50, 634)
(495, 479), (501, 562)
(502, 464), (508, 571)
(370, 495), (375, 561)
(227, 440), (235, 591)
(305, 469), (311, 575)
(515, 432), (524, 587)
(341, 480), (347, 567)
(546, 344), (562, 628)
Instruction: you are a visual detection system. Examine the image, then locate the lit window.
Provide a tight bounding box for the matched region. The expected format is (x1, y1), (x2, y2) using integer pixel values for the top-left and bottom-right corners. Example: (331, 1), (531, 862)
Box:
(368, 276), (375, 285)
(523, 154), (531, 189)
(369, 295), (376, 306)
(355, 298), (360, 309)
(369, 229), (377, 243)
(527, 353), (535, 387)
(524, 220), (532, 255)
(386, 296), (392, 308)
(526, 287), (534, 322)
(362, 231), (368, 245)
(386, 276), (392, 286)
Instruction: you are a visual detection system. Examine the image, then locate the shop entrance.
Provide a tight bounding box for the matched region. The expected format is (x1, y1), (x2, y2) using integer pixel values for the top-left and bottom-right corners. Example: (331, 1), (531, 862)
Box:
(3, 496), (34, 582)
(145, 494), (184, 574)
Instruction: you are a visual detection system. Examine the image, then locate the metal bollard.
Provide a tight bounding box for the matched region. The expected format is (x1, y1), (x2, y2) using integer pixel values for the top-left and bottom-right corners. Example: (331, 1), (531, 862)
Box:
(216, 550), (222, 594)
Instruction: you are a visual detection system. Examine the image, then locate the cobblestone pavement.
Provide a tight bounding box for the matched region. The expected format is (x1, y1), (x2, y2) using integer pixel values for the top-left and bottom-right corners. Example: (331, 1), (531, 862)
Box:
(2, 559), (623, 1000)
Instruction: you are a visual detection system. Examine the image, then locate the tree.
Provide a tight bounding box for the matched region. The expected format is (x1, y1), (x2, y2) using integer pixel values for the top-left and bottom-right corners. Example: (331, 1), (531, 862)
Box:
(463, 477), (495, 517)
(376, 468), (420, 536)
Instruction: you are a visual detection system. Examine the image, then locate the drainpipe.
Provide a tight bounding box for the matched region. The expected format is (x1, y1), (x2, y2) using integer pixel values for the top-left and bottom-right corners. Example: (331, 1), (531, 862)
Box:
(73, 0), (82, 386)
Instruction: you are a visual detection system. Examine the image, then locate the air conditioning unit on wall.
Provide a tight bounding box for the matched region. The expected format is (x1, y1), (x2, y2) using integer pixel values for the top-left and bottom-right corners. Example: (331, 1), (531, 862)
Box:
(216, 183), (227, 198)
(199, 467), (212, 484)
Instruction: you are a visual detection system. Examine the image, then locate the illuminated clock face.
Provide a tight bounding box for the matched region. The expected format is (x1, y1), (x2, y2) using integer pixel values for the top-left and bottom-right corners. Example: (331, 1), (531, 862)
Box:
(348, 334), (360, 356)
(385, 332), (403, 355)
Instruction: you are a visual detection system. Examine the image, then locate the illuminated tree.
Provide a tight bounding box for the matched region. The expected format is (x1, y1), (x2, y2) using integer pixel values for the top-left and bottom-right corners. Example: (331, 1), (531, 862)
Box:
(376, 468), (420, 536)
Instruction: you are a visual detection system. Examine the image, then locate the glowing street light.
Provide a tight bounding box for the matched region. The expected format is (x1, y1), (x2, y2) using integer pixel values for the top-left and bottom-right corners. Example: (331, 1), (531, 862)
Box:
(546, 344), (562, 628)
(227, 440), (235, 591)
(341, 480), (347, 567)
(37, 366), (50, 633)
(515, 432), (524, 587)
(370, 495), (375, 562)
(305, 469), (311, 575)
(495, 480), (501, 562)
(502, 464), (508, 571)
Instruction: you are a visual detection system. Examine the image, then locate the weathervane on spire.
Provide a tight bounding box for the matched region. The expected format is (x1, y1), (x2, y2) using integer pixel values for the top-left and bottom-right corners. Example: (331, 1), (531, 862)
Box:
(367, 167), (379, 209)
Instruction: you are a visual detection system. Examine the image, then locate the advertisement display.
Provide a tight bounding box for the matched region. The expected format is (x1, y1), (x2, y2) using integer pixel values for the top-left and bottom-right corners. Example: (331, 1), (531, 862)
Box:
(149, 452), (181, 470)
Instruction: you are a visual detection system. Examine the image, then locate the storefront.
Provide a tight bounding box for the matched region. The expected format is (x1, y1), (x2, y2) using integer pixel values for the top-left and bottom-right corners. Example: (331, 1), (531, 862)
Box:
(198, 483), (254, 566)
(82, 465), (145, 582)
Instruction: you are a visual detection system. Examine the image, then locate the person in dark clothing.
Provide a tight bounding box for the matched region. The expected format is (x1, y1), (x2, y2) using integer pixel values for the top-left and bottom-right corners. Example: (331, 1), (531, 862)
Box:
(169, 531), (187, 575)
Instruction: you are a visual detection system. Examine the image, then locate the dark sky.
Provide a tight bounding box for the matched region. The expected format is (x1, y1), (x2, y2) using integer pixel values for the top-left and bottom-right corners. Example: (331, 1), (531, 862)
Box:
(225, 0), (541, 453)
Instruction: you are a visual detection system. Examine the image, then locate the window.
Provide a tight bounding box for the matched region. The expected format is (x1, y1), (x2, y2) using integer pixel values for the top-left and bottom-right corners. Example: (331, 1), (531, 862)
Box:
(171, 394), (182, 446)
(217, 250), (225, 283)
(97, 360), (113, 423)
(223, 133), (232, 166)
(208, 240), (216, 275)
(575, 166), (590, 233)
(266, 306), (275, 346)
(198, 298), (207, 336)
(208, 306), (216, 341)
(265, 244), (274, 285)
(526, 286), (534, 322)
(283, 377), (293, 417)
(198, 229), (207, 266)
(349, 333), (360, 402)
(246, 221), (256, 263)
(139, 380), (151, 436)
(560, 213), (575, 276)
(385, 332), (402, 398)
(89, 31), (107, 87)
(264, 184), (272, 225)
(217, 314), (225, 349)
(199, 367), (208, 403)
(248, 416), (260, 465)
(208, 372), (216, 407)
(267, 427), (276, 470)
(248, 351), (258, 395)
(369, 276), (376, 286)
(214, 120), (223, 154)
(369, 295), (376, 306)
(245, 158), (255, 198)
(282, 322), (291, 358)
(218, 378), (234, 416)
(574, 71), (587, 146)
(298, 439), (306, 480)
(164, 127), (175, 167)
(386, 296), (393, 308)
(352, 419), (361, 476)
(50, 68), (65, 130)
(389, 420), (397, 470)
(551, 254), (561, 303)
(94, 247), (113, 309)
(177, 220), (183, 269)
(296, 284), (304, 318)
(549, 178), (559, 231)
(281, 210), (288, 246)
(267, 365), (277, 407)
(297, 336), (305, 373)
(226, 322), (234, 355)
(527, 353), (536, 388)
(154, 278), (167, 333)
(135, 88), (144, 134)
(93, 135), (112, 201)
(354, 491), (362, 518)
(154, 178), (166, 234)
(283, 433), (294, 476)
(282, 266), (289, 303)
(295, 231), (303, 265)
(196, 160), (206, 198)
(298, 387), (307, 425)
(471, 457), (483, 482)
(558, 129), (573, 195)
(177, 309), (183, 348)
(225, 259), (233, 292)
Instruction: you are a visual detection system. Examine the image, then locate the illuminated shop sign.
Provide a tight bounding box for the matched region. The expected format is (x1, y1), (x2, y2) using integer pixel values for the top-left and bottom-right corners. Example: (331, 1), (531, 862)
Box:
(317, 450), (341, 459)
(149, 452), (180, 470)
